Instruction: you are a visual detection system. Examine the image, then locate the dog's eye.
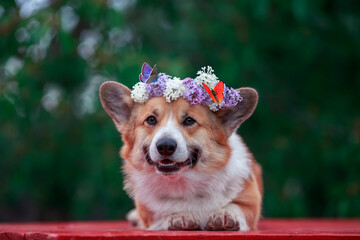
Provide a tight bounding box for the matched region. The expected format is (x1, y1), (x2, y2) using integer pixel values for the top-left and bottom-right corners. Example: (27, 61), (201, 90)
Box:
(183, 117), (196, 126)
(145, 116), (157, 126)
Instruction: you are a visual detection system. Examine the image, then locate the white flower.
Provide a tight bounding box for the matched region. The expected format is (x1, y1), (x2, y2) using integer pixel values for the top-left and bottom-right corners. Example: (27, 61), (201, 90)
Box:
(163, 77), (186, 102)
(208, 101), (225, 112)
(131, 82), (148, 103)
(195, 66), (219, 88)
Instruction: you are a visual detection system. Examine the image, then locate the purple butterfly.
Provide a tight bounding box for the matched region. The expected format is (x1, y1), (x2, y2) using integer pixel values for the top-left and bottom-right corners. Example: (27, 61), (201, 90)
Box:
(139, 62), (158, 83)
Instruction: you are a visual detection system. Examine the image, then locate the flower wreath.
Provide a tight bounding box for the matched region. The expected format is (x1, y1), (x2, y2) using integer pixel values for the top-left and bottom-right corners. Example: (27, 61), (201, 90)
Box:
(131, 63), (243, 111)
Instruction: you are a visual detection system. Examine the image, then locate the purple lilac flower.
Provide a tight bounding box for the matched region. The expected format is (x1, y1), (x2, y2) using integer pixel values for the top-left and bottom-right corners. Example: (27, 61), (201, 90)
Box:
(201, 94), (213, 106)
(158, 72), (171, 81)
(145, 74), (169, 97)
(182, 77), (206, 105)
(222, 86), (243, 108)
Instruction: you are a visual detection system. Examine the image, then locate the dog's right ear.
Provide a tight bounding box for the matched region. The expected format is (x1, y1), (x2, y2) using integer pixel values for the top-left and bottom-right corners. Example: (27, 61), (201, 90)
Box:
(99, 81), (133, 129)
(216, 87), (258, 137)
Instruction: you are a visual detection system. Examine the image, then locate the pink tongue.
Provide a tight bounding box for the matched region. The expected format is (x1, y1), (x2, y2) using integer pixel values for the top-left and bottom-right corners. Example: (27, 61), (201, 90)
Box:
(160, 159), (174, 165)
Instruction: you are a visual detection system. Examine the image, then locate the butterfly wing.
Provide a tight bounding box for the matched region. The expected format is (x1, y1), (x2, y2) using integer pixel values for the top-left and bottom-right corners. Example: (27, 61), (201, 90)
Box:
(140, 62), (152, 82)
(151, 64), (158, 76)
(202, 83), (218, 103)
(146, 64), (158, 83)
(213, 81), (224, 103)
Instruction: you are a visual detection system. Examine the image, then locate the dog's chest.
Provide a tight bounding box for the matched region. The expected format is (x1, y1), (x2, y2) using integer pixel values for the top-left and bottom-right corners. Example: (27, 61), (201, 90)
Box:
(133, 170), (244, 223)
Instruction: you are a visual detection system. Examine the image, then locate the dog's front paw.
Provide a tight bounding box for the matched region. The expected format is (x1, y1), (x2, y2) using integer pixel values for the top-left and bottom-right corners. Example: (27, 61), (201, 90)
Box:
(167, 212), (200, 230)
(205, 209), (240, 231)
(126, 209), (142, 228)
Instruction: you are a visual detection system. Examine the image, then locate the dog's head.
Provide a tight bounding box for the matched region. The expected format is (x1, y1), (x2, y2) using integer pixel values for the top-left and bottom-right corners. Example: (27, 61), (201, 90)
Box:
(99, 81), (257, 176)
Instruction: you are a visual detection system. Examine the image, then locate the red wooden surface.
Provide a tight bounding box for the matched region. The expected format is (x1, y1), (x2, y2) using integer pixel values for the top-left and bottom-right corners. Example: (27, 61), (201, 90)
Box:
(0, 219), (360, 240)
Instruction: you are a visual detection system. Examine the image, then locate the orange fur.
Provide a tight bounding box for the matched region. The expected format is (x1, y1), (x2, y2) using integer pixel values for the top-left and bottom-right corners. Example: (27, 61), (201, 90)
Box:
(171, 98), (232, 172)
(232, 161), (262, 230)
(135, 200), (154, 228)
(252, 160), (263, 196)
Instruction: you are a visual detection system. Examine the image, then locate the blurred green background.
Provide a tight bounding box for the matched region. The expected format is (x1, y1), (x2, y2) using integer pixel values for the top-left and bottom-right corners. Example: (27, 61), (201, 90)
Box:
(0, 0), (359, 222)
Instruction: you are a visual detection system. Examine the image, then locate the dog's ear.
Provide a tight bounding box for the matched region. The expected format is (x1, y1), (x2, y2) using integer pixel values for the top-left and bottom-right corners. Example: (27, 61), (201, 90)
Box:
(216, 87), (258, 136)
(99, 81), (133, 130)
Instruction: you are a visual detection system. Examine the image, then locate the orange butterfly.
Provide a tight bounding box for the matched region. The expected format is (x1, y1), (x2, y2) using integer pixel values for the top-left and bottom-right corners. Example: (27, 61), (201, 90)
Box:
(202, 81), (224, 104)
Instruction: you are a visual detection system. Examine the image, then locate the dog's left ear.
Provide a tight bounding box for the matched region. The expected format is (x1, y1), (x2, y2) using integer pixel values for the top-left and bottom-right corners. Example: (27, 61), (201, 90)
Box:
(216, 87), (258, 136)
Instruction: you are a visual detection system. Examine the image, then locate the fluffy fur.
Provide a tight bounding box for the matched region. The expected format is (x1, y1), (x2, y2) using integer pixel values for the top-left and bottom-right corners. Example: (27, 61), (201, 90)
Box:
(100, 81), (262, 231)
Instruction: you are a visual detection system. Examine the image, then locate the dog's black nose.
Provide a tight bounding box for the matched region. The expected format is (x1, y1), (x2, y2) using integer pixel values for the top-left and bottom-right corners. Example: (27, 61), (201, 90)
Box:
(156, 138), (177, 156)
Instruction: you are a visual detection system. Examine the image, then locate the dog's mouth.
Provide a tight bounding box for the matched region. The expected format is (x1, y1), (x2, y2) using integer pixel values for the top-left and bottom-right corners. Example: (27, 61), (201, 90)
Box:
(144, 148), (199, 175)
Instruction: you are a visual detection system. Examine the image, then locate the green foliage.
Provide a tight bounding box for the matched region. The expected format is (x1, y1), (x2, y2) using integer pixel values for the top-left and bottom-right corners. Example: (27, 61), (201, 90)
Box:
(0, 0), (359, 221)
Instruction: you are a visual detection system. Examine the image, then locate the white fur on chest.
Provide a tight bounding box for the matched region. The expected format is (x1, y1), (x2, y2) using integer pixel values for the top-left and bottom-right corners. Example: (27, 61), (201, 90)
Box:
(128, 133), (252, 229)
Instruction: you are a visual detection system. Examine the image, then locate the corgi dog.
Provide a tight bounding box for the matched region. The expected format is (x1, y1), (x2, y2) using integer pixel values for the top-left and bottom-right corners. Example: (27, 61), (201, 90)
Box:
(99, 66), (262, 231)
